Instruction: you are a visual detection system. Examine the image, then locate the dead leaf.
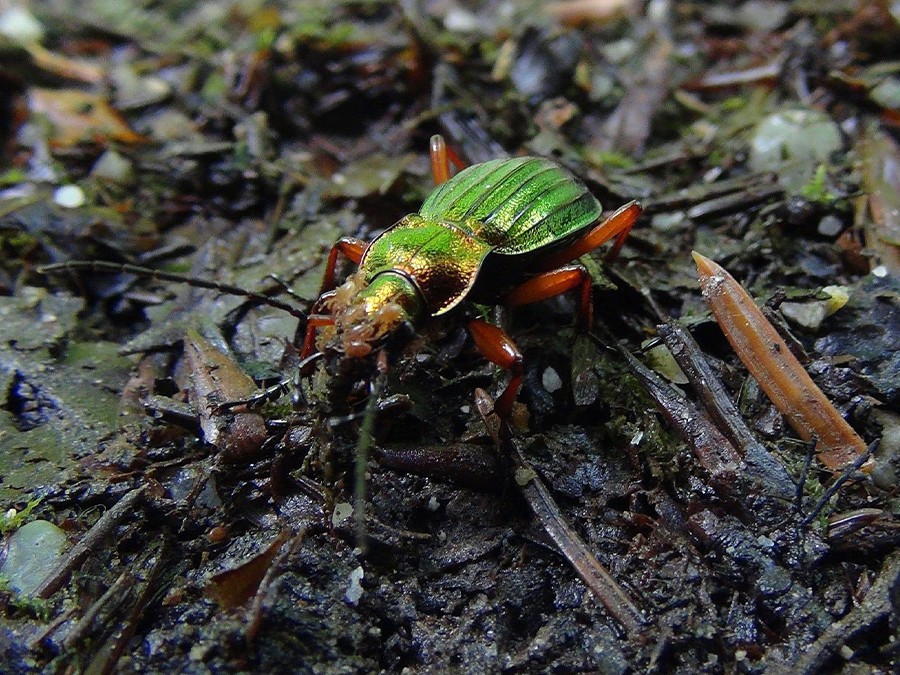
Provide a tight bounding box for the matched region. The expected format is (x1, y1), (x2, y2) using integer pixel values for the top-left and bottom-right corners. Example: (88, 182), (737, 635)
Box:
(206, 531), (290, 609)
(183, 329), (268, 463)
(28, 88), (145, 147)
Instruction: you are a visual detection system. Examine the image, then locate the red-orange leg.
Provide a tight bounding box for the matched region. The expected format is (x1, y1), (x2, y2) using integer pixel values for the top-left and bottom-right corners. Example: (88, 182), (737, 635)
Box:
(320, 237), (367, 293)
(537, 200), (642, 272)
(467, 319), (524, 419)
(301, 313), (335, 358)
(503, 264), (594, 331)
(429, 134), (466, 185)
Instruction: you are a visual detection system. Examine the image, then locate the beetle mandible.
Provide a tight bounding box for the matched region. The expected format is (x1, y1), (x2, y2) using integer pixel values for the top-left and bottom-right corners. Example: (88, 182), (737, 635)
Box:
(303, 135), (642, 418)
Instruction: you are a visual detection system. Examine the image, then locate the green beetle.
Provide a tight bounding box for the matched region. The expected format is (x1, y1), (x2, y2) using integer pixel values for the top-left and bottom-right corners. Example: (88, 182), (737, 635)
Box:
(304, 136), (642, 418)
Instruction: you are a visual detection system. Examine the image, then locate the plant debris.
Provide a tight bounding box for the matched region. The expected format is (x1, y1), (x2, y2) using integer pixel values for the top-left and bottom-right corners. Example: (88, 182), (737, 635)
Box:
(693, 251), (868, 471)
(0, 1), (896, 673)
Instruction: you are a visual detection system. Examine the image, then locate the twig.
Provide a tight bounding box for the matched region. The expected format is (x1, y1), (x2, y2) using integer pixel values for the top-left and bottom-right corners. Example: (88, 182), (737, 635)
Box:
(802, 442), (879, 526)
(692, 252), (868, 471)
(510, 441), (647, 636)
(246, 530), (306, 642)
(39, 260), (308, 320)
(84, 540), (168, 675)
(36, 486), (146, 599)
(794, 438), (818, 513)
(616, 342), (742, 485)
(791, 551), (900, 674)
(471, 390), (646, 635)
(658, 321), (757, 454)
(62, 571), (135, 651)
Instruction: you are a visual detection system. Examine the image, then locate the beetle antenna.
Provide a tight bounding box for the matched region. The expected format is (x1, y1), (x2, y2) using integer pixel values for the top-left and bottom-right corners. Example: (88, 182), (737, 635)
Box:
(264, 273), (309, 306)
(39, 260), (308, 320)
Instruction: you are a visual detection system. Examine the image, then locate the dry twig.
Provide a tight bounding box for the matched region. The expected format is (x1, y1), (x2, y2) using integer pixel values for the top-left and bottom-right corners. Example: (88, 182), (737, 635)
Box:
(693, 252), (868, 471)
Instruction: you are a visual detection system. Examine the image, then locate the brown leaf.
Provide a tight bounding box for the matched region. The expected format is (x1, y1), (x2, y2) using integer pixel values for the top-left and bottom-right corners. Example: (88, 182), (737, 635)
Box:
(183, 329), (268, 463)
(206, 531), (290, 609)
(28, 88), (145, 147)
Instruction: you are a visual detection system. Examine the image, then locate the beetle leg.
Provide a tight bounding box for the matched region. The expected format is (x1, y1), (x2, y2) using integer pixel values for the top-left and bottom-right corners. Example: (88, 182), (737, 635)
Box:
(467, 319), (524, 419)
(503, 264), (594, 331)
(320, 237), (367, 293)
(301, 314), (335, 358)
(536, 200), (642, 272)
(429, 134), (466, 185)
(302, 288), (337, 358)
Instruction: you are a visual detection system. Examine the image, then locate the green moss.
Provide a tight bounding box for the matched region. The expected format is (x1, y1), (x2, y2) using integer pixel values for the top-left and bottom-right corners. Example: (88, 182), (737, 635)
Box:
(2, 230), (39, 255)
(590, 356), (683, 464)
(586, 149), (635, 170)
(721, 96), (747, 111)
(201, 71), (228, 103)
(0, 497), (41, 535)
(0, 576), (52, 620)
(0, 168), (28, 186)
(800, 164), (838, 204)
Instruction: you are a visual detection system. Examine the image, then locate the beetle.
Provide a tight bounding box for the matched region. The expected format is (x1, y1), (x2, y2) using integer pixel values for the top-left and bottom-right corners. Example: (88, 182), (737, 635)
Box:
(303, 135), (642, 418)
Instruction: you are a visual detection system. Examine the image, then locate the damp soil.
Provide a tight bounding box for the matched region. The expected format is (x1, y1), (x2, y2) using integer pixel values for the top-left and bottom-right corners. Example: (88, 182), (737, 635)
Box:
(0, 2), (898, 673)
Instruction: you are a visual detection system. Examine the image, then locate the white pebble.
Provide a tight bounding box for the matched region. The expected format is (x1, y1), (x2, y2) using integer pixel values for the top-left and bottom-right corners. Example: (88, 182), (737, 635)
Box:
(53, 185), (85, 208)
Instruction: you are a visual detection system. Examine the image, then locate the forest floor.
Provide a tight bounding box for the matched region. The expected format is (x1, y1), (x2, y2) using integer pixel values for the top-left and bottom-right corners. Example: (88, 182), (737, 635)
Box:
(0, 1), (898, 672)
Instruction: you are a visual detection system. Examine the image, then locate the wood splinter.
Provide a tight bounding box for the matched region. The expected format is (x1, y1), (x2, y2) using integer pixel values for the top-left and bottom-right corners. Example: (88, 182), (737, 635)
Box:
(692, 251), (868, 472)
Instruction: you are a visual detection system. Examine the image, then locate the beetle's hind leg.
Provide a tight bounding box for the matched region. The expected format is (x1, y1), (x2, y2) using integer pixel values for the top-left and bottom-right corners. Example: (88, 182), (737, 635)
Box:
(502, 264), (594, 331)
(429, 134), (467, 185)
(468, 263), (600, 418)
(497, 201), (644, 336)
(537, 201), (642, 271)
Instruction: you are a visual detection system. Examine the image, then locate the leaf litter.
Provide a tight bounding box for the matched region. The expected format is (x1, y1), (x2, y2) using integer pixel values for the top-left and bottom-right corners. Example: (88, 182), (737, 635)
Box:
(0, 1), (898, 673)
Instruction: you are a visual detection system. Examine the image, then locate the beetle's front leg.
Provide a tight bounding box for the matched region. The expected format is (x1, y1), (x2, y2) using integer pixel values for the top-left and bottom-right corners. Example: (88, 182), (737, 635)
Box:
(467, 319), (524, 419)
(301, 286), (339, 358)
(301, 313), (336, 358)
(503, 264), (594, 331)
(320, 237), (368, 293)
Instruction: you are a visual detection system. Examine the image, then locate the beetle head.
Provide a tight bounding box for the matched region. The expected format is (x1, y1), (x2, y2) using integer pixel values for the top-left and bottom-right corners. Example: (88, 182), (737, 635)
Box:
(323, 270), (424, 358)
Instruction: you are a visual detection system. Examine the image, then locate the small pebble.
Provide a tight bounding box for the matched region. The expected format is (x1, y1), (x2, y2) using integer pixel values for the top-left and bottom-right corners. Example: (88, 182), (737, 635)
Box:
(0, 6), (44, 43)
(53, 185), (86, 208)
(344, 565), (364, 605)
(749, 109), (841, 192)
(780, 301), (828, 331)
(444, 8), (479, 32)
(331, 502), (353, 527)
(541, 367), (562, 393)
(0, 520), (68, 595)
(91, 150), (134, 184)
(817, 215), (843, 237)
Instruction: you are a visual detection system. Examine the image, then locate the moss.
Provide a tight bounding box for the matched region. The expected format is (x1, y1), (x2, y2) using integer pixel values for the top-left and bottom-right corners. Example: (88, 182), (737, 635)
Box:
(0, 576), (53, 620)
(800, 164), (838, 205)
(0, 498), (42, 535)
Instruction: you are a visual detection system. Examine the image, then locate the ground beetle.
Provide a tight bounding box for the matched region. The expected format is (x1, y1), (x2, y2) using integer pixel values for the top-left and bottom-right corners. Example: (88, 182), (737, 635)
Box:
(304, 136), (642, 418)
